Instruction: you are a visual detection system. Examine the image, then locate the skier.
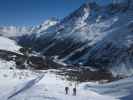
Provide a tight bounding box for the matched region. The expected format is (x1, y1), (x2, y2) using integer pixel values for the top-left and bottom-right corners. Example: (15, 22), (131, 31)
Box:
(73, 87), (76, 96)
(65, 87), (69, 95)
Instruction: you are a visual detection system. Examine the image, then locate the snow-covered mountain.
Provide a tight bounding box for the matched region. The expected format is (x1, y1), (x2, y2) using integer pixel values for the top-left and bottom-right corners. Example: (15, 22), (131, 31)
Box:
(0, 18), (58, 37)
(1, 1), (133, 100)
(34, 17), (58, 34)
(17, 0), (133, 76)
(0, 26), (33, 37)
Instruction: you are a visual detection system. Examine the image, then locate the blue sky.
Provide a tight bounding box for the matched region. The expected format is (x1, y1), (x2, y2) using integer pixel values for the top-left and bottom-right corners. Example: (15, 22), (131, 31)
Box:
(0, 0), (111, 26)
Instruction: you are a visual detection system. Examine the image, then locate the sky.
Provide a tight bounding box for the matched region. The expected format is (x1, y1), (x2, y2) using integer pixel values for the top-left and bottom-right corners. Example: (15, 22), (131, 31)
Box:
(0, 0), (111, 26)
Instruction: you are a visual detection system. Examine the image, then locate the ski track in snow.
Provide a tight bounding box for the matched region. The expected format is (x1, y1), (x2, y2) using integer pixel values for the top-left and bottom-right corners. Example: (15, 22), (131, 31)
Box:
(7, 74), (44, 100)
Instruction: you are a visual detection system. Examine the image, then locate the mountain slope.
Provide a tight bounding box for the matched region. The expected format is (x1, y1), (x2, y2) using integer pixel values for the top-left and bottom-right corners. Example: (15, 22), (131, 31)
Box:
(17, 0), (133, 76)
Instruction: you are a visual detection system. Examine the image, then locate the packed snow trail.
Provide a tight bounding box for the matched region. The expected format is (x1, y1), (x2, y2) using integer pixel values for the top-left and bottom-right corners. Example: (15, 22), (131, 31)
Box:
(7, 74), (44, 99)
(6, 71), (117, 100)
(0, 70), (118, 100)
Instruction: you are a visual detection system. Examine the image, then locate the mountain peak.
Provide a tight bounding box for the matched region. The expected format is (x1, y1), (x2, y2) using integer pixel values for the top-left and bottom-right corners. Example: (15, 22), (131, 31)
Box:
(35, 18), (59, 33)
(41, 17), (58, 27)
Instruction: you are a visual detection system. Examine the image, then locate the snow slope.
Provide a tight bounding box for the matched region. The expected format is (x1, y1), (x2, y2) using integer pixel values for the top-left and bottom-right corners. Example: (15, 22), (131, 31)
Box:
(81, 76), (133, 100)
(0, 59), (16, 69)
(0, 60), (117, 100)
(0, 36), (20, 52)
(0, 70), (117, 100)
